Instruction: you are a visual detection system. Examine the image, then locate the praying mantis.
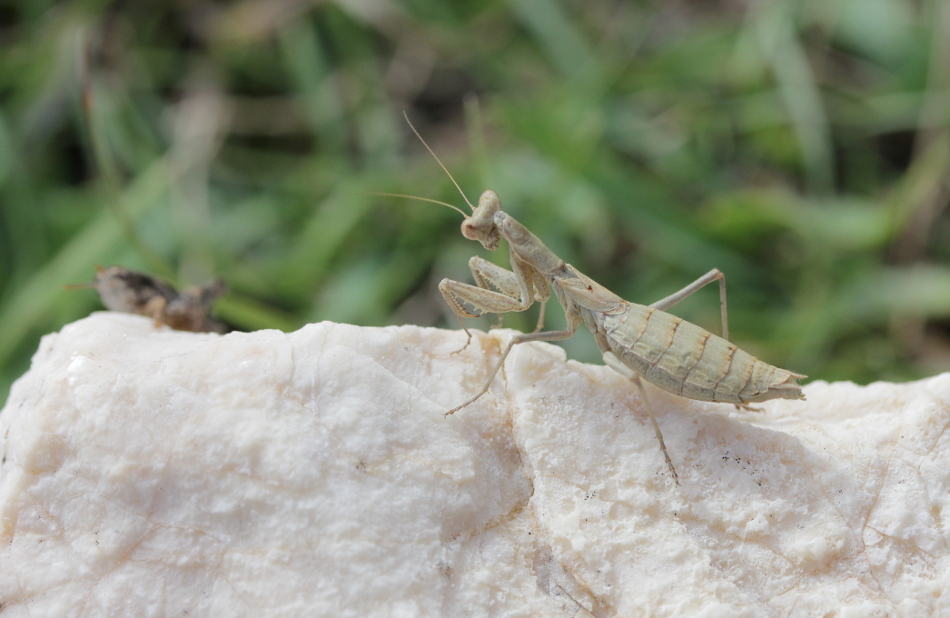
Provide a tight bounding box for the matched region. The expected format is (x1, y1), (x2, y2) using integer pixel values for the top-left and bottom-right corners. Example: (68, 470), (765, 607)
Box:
(389, 113), (806, 484)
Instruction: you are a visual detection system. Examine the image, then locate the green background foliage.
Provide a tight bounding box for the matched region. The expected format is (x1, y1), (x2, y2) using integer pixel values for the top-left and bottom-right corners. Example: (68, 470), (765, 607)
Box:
(2, 0), (950, 405)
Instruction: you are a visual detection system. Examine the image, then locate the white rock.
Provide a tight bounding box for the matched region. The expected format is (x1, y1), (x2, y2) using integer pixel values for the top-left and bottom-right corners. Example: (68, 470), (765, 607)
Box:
(1, 313), (948, 617)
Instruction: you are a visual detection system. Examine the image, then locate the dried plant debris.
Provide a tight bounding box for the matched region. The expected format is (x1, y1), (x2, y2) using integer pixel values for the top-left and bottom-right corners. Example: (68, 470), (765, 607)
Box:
(86, 266), (228, 333)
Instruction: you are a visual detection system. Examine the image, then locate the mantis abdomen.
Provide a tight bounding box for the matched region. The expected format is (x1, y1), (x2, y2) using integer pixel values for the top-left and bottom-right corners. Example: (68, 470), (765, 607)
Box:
(603, 304), (804, 405)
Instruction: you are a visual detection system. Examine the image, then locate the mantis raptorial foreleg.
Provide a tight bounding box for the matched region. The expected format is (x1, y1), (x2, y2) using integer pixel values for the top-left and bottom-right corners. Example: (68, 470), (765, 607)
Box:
(440, 276), (533, 353)
(468, 257), (548, 333)
(649, 268), (729, 341)
(441, 255), (551, 353)
(469, 257), (515, 331)
(442, 261), (584, 415)
(468, 256), (522, 298)
(603, 351), (680, 485)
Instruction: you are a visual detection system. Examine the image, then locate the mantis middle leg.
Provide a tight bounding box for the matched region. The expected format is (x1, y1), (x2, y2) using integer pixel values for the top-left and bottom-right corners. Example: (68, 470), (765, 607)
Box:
(444, 323), (580, 416)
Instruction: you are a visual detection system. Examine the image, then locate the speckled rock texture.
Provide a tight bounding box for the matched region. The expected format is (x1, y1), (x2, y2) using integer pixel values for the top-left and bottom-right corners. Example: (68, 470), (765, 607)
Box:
(1, 313), (948, 617)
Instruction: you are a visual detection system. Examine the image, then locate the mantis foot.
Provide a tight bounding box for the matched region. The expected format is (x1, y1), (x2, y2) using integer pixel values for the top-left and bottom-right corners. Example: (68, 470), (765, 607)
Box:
(451, 325), (474, 355)
(735, 403), (763, 413)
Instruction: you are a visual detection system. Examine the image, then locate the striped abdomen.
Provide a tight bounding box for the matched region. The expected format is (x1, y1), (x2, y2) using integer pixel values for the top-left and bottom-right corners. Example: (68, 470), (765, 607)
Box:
(603, 303), (805, 404)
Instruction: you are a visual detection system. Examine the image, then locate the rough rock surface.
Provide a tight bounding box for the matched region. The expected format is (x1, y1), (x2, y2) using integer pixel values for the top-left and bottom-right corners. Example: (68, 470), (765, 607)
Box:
(1, 313), (948, 617)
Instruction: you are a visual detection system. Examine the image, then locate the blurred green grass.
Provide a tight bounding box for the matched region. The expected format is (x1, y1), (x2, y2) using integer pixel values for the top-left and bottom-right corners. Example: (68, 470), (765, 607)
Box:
(2, 0), (950, 406)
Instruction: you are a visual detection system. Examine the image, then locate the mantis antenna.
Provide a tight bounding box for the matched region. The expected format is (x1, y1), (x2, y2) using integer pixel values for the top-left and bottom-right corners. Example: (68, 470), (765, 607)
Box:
(402, 111), (476, 212)
(63, 264), (106, 290)
(361, 191), (469, 219)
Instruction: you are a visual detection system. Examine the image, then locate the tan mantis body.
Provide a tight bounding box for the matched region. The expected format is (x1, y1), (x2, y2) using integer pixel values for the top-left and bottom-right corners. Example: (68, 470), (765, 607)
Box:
(396, 115), (805, 484)
(440, 192), (805, 483)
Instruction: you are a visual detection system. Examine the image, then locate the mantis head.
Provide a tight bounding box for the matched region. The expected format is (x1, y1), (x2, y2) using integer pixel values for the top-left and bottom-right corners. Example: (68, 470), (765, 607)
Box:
(384, 111), (505, 252)
(461, 190), (502, 251)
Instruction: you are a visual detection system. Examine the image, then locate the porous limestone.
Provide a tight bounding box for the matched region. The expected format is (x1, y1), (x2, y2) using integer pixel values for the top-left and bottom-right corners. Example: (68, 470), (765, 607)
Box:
(1, 313), (948, 617)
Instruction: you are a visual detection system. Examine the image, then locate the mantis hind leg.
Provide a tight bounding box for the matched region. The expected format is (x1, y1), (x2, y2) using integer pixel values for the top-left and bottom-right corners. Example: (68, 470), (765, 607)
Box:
(603, 352), (680, 486)
(649, 268), (728, 341)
